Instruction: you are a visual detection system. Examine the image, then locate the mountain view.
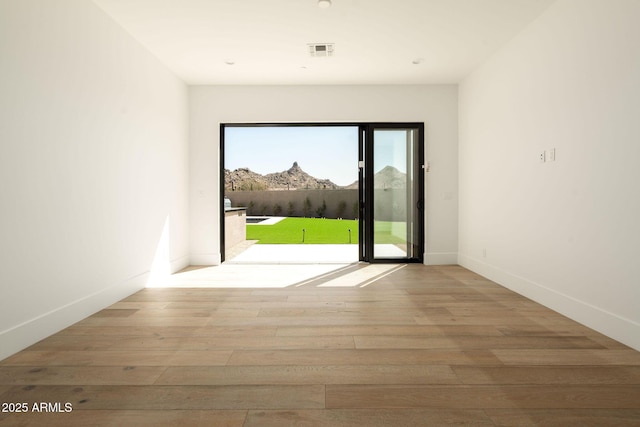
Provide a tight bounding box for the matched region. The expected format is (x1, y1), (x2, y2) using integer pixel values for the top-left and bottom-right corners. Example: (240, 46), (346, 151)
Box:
(225, 162), (406, 191)
(225, 162), (340, 191)
(373, 165), (408, 189)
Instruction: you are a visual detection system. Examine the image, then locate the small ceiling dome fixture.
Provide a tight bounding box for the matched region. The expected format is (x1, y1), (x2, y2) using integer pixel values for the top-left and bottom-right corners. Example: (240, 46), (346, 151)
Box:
(318, 0), (332, 9)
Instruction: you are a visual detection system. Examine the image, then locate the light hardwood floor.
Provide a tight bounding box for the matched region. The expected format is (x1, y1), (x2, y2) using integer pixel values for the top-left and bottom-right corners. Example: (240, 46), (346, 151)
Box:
(1, 264), (639, 426)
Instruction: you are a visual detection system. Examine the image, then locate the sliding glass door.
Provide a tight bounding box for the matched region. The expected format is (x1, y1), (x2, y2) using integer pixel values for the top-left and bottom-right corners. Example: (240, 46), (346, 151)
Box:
(361, 124), (424, 262)
(220, 122), (423, 264)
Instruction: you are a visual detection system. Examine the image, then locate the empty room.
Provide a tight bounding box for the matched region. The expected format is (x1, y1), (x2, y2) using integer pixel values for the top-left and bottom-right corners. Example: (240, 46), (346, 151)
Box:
(1, 0), (639, 425)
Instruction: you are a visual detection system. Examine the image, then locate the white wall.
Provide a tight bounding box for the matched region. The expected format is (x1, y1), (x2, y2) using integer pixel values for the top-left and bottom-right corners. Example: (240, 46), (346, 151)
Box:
(189, 85), (458, 265)
(0, 0), (190, 360)
(459, 0), (640, 350)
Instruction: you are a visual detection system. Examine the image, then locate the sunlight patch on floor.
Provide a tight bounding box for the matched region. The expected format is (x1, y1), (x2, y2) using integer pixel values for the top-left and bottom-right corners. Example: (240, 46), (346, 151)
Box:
(147, 263), (355, 288)
(227, 244), (358, 264)
(316, 264), (406, 288)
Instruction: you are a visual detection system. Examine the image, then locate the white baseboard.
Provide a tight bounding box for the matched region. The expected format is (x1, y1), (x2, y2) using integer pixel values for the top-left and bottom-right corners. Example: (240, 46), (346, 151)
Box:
(0, 271), (147, 361)
(458, 253), (640, 351)
(0, 256), (191, 362)
(424, 252), (458, 265)
(170, 255), (191, 272)
(190, 253), (221, 266)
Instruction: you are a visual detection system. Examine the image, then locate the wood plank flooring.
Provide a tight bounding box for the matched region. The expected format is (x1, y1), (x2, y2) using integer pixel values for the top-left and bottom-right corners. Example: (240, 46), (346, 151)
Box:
(1, 264), (639, 426)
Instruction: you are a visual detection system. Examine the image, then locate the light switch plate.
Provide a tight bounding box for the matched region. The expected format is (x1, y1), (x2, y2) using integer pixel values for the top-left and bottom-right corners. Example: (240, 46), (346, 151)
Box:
(546, 148), (556, 162)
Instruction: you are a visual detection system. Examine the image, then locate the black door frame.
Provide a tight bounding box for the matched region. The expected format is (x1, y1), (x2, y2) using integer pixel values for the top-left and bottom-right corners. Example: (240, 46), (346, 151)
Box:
(361, 123), (425, 263)
(220, 122), (424, 263)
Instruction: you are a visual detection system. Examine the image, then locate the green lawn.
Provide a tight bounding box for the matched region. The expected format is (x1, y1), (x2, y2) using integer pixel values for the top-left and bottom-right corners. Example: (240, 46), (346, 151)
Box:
(372, 220), (407, 244)
(247, 217), (358, 244)
(247, 217), (408, 245)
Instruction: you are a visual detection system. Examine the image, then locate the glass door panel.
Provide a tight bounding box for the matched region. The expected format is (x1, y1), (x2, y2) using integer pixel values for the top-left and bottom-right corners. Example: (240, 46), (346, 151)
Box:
(362, 125), (423, 262)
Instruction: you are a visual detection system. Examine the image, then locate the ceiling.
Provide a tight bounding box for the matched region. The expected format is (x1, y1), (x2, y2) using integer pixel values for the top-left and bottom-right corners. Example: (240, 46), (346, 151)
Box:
(92, 0), (555, 85)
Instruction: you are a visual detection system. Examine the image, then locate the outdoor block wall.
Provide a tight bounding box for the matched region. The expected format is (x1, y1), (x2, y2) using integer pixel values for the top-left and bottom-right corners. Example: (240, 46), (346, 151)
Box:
(227, 189), (359, 219)
(226, 189), (411, 222)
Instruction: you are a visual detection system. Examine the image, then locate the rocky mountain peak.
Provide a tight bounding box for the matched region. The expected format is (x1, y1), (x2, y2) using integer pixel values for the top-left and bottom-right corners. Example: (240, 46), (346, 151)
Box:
(225, 162), (340, 191)
(374, 165), (406, 189)
(287, 161), (303, 174)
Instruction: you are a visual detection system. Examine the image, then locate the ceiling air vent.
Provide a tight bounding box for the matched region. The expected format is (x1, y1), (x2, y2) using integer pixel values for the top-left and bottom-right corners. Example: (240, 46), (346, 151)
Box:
(308, 43), (334, 57)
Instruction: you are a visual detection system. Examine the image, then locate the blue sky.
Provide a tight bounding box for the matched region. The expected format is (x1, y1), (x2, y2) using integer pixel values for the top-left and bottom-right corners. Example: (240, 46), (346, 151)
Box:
(224, 126), (410, 186)
(224, 126), (359, 186)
